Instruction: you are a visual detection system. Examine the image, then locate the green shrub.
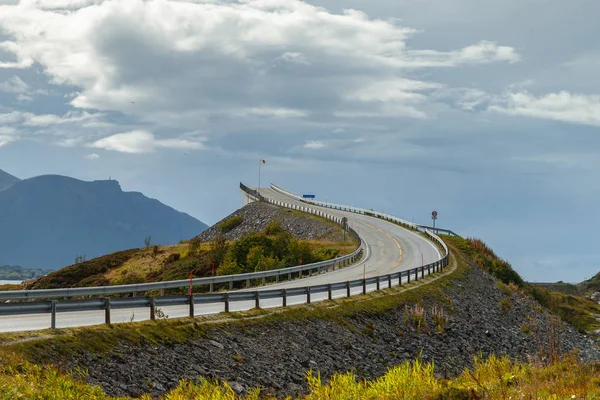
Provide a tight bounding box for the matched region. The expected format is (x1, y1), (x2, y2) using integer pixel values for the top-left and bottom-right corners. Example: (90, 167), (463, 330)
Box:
(217, 258), (243, 276)
(220, 215), (244, 233)
(165, 253), (181, 264)
(264, 220), (285, 236)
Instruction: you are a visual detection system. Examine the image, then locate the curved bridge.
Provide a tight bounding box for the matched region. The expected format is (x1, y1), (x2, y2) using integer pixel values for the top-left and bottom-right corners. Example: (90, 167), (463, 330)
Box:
(0, 183), (449, 332)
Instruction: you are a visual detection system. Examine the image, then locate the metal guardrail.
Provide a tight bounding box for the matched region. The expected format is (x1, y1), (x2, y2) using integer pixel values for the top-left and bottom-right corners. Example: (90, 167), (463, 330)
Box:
(0, 185), (364, 302)
(270, 184), (418, 230)
(0, 184), (450, 332)
(416, 225), (461, 237)
(0, 228), (448, 329)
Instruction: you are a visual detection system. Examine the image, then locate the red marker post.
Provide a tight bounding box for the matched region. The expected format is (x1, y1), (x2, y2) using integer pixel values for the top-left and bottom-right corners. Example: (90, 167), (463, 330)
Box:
(189, 272), (193, 296)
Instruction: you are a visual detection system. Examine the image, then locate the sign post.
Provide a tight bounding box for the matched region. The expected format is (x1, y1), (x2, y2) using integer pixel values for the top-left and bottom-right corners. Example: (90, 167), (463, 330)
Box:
(342, 217), (348, 243)
(431, 210), (438, 233)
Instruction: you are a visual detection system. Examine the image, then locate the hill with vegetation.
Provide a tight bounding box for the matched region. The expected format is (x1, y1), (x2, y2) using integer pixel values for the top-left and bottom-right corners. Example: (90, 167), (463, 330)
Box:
(579, 272), (600, 297)
(0, 172), (207, 271)
(26, 213), (356, 290)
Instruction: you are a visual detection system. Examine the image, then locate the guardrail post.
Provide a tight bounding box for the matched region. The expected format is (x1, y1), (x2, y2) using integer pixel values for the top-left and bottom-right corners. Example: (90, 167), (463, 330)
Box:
(160, 289), (164, 296)
(50, 300), (57, 329)
(262, 277), (266, 286)
(414, 268), (418, 281)
(288, 272), (291, 280)
(276, 274), (279, 283)
(421, 266), (425, 279)
(328, 283), (332, 300)
(362, 278), (366, 294)
(376, 276), (380, 291)
(209, 283), (214, 292)
(150, 297), (156, 320)
(255, 291), (260, 309)
(224, 293), (230, 313)
(104, 297), (111, 325)
(399, 272), (402, 286)
(388, 274), (392, 289)
(307, 287), (311, 304)
(189, 295), (194, 318)
(346, 281), (351, 297)
(428, 264), (431, 275)
(246, 278), (250, 288)
(132, 291), (136, 298)
(282, 289), (287, 307)
(229, 280), (233, 291)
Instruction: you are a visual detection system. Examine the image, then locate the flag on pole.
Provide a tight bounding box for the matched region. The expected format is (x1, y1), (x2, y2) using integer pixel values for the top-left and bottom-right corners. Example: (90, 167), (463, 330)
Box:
(261, 159), (266, 164)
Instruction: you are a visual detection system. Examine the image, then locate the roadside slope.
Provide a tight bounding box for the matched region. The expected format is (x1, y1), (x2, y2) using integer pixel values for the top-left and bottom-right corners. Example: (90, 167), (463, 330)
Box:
(4, 236), (598, 398)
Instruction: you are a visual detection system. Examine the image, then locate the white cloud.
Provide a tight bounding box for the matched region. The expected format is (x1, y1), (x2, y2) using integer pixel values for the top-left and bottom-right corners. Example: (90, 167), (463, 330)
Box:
(0, 0), (520, 126)
(454, 40), (520, 64)
(89, 130), (205, 153)
(0, 76), (28, 93)
(490, 90), (600, 126)
(85, 152), (100, 159)
(241, 107), (308, 118)
(304, 140), (325, 149)
(0, 41), (33, 69)
(278, 52), (309, 65)
(23, 111), (104, 126)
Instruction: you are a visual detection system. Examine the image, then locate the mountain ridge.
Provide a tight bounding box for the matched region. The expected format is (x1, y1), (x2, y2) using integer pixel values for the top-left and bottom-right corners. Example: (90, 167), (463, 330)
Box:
(0, 172), (207, 270)
(0, 169), (20, 191)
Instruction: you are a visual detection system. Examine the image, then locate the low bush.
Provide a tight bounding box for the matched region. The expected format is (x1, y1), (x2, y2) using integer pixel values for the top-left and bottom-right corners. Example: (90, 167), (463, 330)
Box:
(220, 215), (244, 233)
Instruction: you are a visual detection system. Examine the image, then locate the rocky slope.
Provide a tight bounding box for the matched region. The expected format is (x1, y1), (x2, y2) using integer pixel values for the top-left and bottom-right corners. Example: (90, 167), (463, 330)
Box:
(196, 202), (344, 243)
(62, 254), (600, 398)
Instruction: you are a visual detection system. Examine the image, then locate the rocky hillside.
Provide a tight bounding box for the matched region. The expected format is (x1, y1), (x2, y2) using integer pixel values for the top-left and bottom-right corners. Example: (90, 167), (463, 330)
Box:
(579, 272), (600, 299)
(13, 237), (598, 398)
(196, 202), (345, 242)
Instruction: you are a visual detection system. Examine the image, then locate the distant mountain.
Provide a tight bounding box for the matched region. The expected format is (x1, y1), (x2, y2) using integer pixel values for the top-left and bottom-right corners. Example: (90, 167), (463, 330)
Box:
(0, 172), (208, 270)
(0, 169), (19, 191)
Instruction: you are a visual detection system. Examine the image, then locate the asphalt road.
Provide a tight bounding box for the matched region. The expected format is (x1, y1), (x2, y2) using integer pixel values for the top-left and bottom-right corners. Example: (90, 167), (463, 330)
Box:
(0, 187), (441, 333)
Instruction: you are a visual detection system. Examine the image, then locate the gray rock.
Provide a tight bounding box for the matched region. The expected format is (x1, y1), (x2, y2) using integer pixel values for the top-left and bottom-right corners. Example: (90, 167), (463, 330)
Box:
(229, 381), (245, 394)
(208, 340), (225, 350)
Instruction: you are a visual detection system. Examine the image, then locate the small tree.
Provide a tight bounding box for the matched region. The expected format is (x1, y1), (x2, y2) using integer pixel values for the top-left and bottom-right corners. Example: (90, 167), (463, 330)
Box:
(152, 245), (159, 259)
(188, 237), (201, 255)
(74, 254), (87, 265)
(144, 236), (152, 249)
(210, 234), (228, 267)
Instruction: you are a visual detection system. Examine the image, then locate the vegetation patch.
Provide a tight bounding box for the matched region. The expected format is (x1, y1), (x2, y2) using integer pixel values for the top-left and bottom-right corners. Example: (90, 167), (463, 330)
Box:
(27, 249), (140, 289)
(219, 215), (244, 234)
(0, 354), (599, 399)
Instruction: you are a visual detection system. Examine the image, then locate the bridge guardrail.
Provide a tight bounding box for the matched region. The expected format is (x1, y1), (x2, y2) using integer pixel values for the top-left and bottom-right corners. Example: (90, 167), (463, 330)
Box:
(0, 184), (449, 332)
(270, 184), (418, 230)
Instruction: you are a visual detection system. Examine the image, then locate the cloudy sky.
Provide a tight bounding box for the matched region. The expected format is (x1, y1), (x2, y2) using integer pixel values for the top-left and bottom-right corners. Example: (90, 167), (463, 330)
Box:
(1, 0), (599, 282)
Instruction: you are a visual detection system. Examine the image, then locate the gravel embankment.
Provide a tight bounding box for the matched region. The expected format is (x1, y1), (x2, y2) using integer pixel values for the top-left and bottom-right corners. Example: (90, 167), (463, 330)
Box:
(68, 263), (600, 398)
(196, 202), (344, 242)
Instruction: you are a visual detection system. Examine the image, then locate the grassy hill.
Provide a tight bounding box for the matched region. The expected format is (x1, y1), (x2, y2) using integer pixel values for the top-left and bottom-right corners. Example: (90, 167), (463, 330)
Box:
(26, 217), (356, 291)
(579, 272), (600, 296)
(446, 236), (600, 337)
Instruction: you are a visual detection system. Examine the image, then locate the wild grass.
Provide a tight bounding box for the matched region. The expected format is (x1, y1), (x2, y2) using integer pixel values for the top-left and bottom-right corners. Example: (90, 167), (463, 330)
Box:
(1, 355), (599, 399)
